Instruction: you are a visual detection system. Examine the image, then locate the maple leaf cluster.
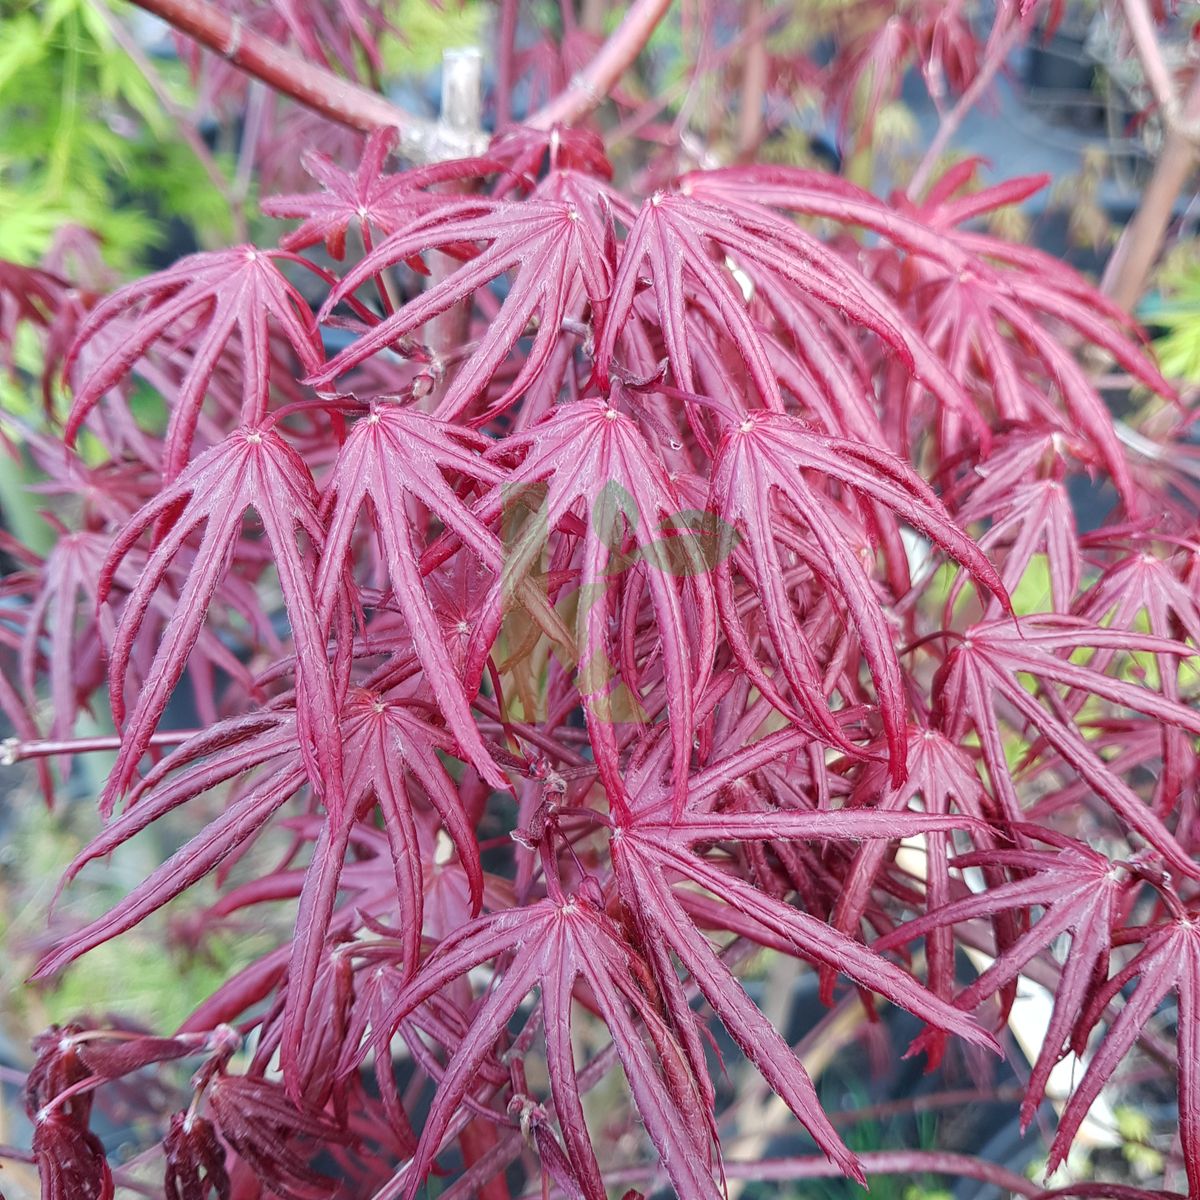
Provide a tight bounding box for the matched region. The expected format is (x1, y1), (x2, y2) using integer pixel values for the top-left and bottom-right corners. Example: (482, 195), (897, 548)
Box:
(2, 47), (1199, 1200)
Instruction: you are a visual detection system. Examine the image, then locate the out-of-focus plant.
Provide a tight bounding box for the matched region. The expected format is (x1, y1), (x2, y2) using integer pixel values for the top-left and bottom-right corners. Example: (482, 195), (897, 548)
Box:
(0, 0), (234, 266)
(1146, 240), (1200, 383)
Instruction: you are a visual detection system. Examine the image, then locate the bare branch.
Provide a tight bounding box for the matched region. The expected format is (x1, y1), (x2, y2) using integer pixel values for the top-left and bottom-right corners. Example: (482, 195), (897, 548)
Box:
(735, 0), (768, 161)
(1, 730), (198, 764)
(526, 0), (674, 129)
(125, 0), (488, 160)
(1119, 0), (1180, 125)
(907, 11), (1026, 199)
(1102, 70), (1200, 311)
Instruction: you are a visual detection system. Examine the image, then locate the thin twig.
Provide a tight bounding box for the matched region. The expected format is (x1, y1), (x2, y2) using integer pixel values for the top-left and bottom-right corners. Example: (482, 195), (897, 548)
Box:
(1119, 0), (1180, 127)
(1102, 68), (1200, 311)
(124, 0), (487, 160)
(735, 0), (767, 161)
(126, 0), (671, 157)
(494, 0), (518, 128)
(906, 12), (1027, 199)
(1, 730), (198, 763)
(526, 0), (674, 129)
(555, 1150), (1047, 1199)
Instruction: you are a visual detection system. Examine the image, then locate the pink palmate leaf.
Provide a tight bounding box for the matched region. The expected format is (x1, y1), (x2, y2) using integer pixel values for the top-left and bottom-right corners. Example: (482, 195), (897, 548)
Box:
(37, 688), (484, 1101)
(310, 197), (610, 422)
(0, 259), (76, 387)
(1072, 539), (1200, 815)
(878, 828), (1135, 1123)
(95, 426), (337, 816)
(481, 396), (717, 812)
(913, 1), (982, 102)
(615, 813), (1001, 1032)
(710, 410), (1006, 781)
(609, 808), (1000, 1182)
(73, 1033), (203, 1080)
(277, 686), (485, 1090)
(65, 248), (323, 479)
(948, 474), (1079, 618)
(593, 186), (968, 426)
(313, 400), (509, 788)
(829, 725), (1009, 1052)
(16, 526), (257, 759)
(683, 166), (1174, 497)
(35, 716), (308, 981)
(262, 128), (496, 260)
(1048, 910), (1200, 1191)
(368, 896), (721, 1200)
(933, 616), (1200, 876)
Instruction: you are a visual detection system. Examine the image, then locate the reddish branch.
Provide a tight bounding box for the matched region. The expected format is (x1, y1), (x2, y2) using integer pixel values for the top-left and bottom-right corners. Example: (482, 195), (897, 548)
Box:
(2, 731), (199, 763)
(123, 0), (484, 159)
(1120, 0), (1180, 123)
(600, 1151), (1046, 1199)
(735, 0), (768, 160)
(599, 1151), (1188, 1199)
(526, 0), (675, 128)
(494, 0), (519, 128)
(907, 10), (1026, 199)
(1102, 1), (1200, 312)
(125, 0), (671, 153)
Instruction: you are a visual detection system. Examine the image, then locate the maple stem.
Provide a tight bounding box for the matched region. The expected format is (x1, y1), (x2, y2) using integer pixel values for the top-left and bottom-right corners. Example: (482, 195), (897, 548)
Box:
(526, 0), (674, 129)
(1101, 20), (1200, 312)
(735, 0), (767, 161)
(723, 1152), (1041, 1196)
(1, 730), (198, 763)
(122, 0), (486, 160)
(1119, 0), (1178, 122)
(906, 13), (1025, 199)
(129, 0), (667, 157)
(599, 1152), (1041, 1198)
(495, 0), (519, 128)
(581, 0), (607, 36)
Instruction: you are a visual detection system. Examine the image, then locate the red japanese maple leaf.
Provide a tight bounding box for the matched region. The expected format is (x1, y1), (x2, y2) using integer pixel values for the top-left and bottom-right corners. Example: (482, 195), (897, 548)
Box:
(710, 410), (1006, 780)
(313, 401), (510, 788)
(65, 248), (324, 478)
(95, 425), (339, 816)
(310, 197), (610, 422)
(932, 616), (1200, 876)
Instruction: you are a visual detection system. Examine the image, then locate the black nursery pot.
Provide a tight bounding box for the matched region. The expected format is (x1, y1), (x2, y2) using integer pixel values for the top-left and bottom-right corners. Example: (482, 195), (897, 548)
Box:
(1024, 30), (1097, 94)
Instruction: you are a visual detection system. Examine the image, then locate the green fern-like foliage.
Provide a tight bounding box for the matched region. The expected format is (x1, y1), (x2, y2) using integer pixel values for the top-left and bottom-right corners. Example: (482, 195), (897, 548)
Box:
(382, 0), (485, 74)
(1145, 240), (1200, 383)
(0, 0), (232, 266)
